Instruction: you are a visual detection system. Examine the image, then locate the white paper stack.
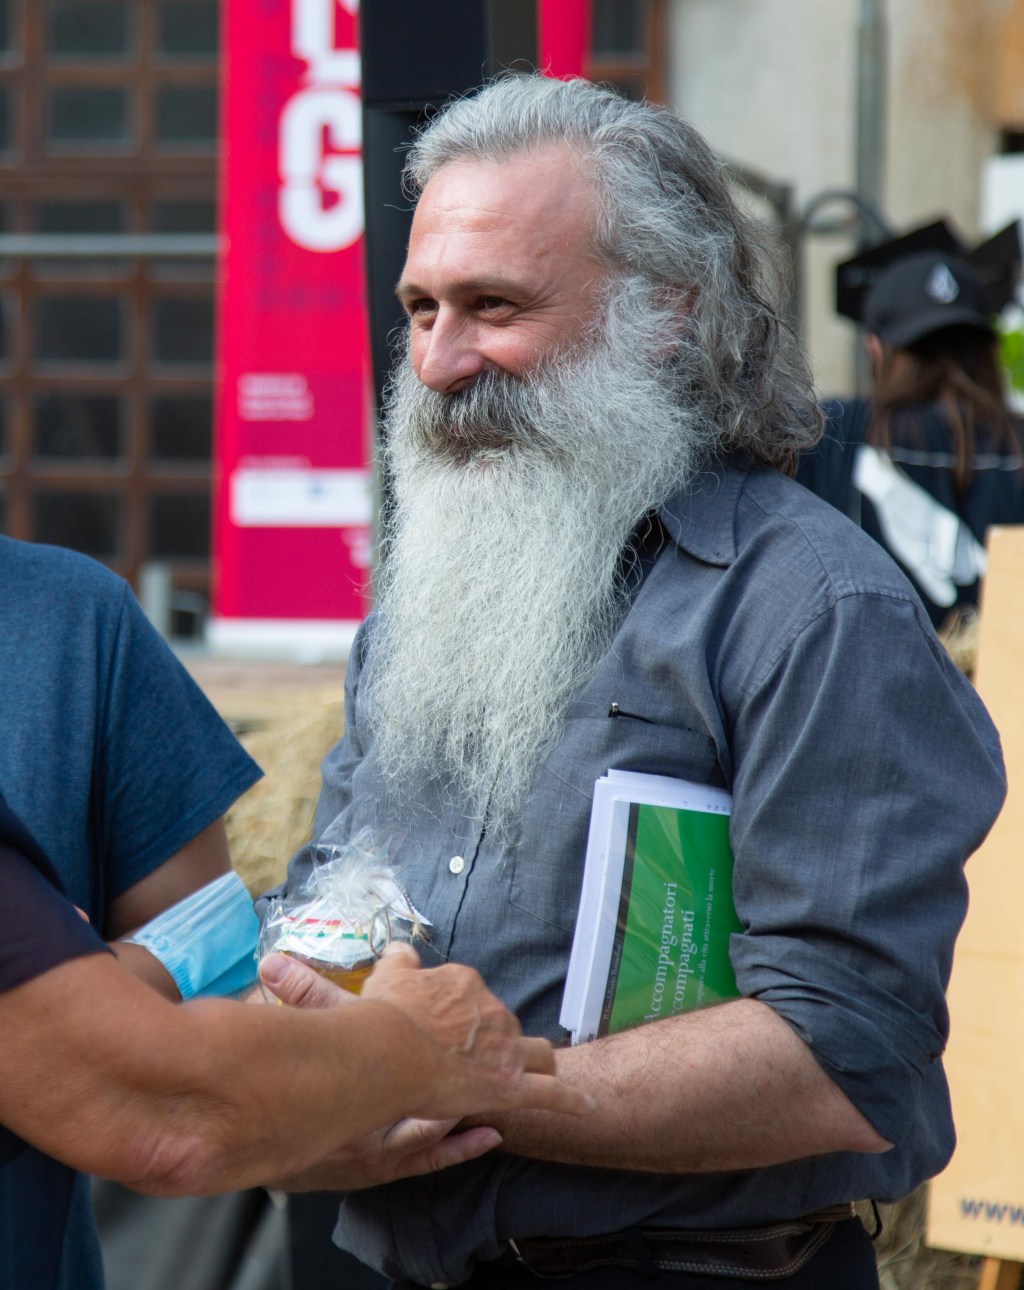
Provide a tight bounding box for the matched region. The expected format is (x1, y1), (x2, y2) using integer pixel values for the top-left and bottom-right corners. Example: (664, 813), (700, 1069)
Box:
(560, 770), (733, 1045)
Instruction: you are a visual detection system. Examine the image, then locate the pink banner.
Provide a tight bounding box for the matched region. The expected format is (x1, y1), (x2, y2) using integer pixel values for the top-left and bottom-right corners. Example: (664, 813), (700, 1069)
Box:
(213, 0), (370, 639)
(538, 0), (592, 78)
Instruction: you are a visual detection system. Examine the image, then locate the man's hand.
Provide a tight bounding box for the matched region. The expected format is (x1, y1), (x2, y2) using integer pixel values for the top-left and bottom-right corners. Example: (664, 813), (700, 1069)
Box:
(268, 1117), (502, 1192)
(259, 945), (593, 1124)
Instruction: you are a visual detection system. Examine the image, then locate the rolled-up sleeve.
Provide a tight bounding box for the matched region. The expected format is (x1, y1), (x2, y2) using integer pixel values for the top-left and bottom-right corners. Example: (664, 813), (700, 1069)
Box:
(728, 590), (1005, 1146)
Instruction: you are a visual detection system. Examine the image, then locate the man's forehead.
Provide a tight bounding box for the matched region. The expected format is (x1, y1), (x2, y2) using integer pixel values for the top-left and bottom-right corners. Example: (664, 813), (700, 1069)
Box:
(415, 144), (594, 223)
(402, 149), (600, 292)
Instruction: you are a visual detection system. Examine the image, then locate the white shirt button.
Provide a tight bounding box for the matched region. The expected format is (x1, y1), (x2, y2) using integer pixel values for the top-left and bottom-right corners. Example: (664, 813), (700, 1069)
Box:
(448, 854), (466, 875)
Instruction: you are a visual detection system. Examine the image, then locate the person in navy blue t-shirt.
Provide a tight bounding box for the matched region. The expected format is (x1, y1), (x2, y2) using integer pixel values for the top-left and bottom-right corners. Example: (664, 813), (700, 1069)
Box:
(0, 796), (586, 1290)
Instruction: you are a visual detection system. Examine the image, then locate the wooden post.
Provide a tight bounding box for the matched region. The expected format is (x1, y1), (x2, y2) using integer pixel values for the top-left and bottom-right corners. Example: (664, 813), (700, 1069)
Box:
(979, 1257), (1022, 1290)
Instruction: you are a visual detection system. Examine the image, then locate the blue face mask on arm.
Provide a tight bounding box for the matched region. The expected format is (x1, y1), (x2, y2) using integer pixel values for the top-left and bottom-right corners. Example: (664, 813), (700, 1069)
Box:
(123, 871), (260, 1000)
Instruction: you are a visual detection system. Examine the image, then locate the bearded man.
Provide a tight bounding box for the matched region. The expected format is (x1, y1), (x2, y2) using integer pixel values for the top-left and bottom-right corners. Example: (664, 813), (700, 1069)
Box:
(268, 76), (1006, 1290)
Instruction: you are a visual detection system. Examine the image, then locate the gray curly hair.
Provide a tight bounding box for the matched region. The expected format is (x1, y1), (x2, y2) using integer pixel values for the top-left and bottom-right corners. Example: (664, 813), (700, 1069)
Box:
(405, 74), (822, 473)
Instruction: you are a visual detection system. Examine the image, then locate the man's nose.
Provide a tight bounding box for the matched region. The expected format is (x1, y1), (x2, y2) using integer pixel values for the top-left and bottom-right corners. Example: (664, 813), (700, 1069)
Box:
(414, 311), (488, 394)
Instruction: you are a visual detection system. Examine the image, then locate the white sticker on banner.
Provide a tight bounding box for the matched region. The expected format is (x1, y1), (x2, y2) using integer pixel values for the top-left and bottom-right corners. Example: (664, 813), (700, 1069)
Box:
(231, 468), (371, 527)
(238, 373), (315, 422)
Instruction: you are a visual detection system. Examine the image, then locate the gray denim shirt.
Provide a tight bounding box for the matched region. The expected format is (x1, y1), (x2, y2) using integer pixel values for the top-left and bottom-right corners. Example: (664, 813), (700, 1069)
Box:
(280, 462), (1006, 1287)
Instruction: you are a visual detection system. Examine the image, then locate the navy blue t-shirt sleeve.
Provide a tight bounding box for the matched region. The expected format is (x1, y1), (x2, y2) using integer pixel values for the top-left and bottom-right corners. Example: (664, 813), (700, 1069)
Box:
(94, 583), (263, 899)
(0, 842), (110, 993)
(0, 799), (110, 1188)
(0, 799), (109, 994)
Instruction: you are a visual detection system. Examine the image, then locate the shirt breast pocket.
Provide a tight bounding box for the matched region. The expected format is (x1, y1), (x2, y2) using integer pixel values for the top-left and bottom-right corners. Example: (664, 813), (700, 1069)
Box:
(507, 714), (722, 932)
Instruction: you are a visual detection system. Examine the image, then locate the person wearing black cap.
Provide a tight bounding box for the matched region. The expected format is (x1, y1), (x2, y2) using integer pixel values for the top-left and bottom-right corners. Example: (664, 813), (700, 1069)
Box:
(798, 237), (1024, 630)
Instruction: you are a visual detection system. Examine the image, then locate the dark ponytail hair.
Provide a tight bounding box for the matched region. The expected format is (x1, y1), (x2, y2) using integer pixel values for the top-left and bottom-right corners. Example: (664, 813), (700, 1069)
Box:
(870, 326), (1023, 494)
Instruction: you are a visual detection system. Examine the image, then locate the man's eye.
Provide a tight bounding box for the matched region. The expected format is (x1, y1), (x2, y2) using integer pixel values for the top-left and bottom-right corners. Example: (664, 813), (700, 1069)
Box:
(478, 296), (511, 312)
(407, 299), (436, 319)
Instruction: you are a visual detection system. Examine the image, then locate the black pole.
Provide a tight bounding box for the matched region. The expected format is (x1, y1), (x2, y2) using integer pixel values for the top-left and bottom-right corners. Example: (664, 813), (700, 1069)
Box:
(361, 0), (491, 417)
(358, 0), (538, 581)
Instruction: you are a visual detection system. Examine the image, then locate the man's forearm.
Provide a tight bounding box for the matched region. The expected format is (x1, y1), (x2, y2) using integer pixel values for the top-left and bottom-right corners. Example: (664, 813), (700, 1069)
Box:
(1, 947), (588, 1197)
(470, 998), (890, 1173)
(110, 941), (181, 1000)
(0, 953), (442, 1195)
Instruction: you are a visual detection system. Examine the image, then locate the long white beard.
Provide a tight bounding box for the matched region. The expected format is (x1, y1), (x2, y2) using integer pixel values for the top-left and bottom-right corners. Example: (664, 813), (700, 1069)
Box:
(366, 291), (712, 835)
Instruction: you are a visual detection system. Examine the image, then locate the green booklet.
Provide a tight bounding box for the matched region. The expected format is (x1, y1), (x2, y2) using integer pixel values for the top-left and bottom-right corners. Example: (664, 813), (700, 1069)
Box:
(560, 770), (741, 1044)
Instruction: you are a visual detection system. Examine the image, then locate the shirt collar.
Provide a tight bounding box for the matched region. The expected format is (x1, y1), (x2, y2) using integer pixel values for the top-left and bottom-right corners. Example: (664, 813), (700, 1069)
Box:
(657, 461), (747, 567)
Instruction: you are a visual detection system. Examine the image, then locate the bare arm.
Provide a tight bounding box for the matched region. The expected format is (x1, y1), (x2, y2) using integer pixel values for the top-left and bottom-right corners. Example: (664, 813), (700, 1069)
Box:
(105, 819), (233, 999)
(104, 819), (231, 940)
(0, 944), (590, 1196)
(465, 998), (890, 1173)
(254, 959), (885, 1189)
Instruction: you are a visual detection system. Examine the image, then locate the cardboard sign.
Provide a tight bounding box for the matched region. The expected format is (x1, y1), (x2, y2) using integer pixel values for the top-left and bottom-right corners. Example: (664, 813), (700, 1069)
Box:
(927, 526), (1024, 1259)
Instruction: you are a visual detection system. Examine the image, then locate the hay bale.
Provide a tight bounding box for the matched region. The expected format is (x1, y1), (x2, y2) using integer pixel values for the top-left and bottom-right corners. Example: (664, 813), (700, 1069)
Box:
(867, 1188), (981, 1290)
(224, 689), (345, 897)
(939, 607), (980, 678)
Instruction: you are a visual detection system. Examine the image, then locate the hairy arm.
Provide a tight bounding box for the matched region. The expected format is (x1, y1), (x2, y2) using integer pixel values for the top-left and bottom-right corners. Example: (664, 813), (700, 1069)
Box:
(0, 951), (423, 1194)
(0, 945), (588, 1196)
(466, 998), (889, 1173)
(481, 594), (994, 1177)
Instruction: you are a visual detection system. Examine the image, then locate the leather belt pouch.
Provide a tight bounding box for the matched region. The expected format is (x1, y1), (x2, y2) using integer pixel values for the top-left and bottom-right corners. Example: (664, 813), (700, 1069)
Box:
(499, 1204), (857, 1280)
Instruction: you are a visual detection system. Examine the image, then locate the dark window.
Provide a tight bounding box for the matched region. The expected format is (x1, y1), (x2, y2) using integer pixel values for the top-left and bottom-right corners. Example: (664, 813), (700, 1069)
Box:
(35, 295), (124, 364)
(151, 394), (211, 460)
(0, 394), (7, 457)
(155, 85), (217, 147)
(153, 295), (212, 365)
(48, 1), (132, 59)
(587, 0), (665, 104)
(170, 587), (207, 639)
(32, 489), (123, 558)
(32, 393), (123, 459)
(151, 198), (216, 233)
(0, 85), (13, 153)
(148, 490), (209, 559)
(158, 1), (218, 58)
(35, 200), (126, 233)
(48, 86), (130, 147)
(592, 0), (647, 58)
(0, 0), (9, 54)
(0, 292), (12, 364)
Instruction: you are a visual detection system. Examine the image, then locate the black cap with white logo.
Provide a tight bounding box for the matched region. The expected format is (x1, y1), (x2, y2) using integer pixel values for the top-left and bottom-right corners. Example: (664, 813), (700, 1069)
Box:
(863, 251), (992, 347)
(834, 218), (1021, 346)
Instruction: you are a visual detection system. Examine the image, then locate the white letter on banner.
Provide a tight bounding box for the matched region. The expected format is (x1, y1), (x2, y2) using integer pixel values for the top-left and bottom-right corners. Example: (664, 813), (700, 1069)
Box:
(279, 0), (363, 252)
(292, 0), (360, 86)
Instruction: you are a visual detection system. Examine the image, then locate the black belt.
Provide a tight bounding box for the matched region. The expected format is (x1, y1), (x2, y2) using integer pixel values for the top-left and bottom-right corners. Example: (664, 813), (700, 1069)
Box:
(496, 1204), (858, 1280)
